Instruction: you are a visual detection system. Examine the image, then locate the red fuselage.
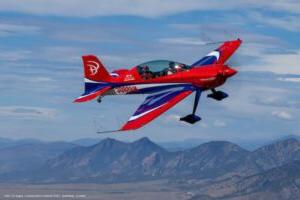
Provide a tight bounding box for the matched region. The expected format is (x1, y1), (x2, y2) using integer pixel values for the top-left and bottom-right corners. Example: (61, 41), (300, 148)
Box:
(104, 64), (237, 95)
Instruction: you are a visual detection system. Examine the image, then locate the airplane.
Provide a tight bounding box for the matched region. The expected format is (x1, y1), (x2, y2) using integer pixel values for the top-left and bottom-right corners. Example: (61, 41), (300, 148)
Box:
(74, 38), (242, 133)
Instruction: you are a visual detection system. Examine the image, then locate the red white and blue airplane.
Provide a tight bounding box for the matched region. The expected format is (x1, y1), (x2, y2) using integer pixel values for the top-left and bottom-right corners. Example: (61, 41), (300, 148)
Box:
(74, 39), (242, 132)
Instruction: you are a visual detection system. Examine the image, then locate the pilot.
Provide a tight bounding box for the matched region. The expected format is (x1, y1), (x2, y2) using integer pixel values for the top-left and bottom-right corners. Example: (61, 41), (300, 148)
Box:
(169, 62), (176, 73)
(142, 65), (153, 79)
(174, 63), (182, 72)
(181, 64), (189, 70)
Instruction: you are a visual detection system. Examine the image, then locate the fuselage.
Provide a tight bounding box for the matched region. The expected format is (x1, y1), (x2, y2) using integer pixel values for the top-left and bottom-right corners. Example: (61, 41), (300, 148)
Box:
(104, 63), (237, 96)
(74, 38), (242, 104)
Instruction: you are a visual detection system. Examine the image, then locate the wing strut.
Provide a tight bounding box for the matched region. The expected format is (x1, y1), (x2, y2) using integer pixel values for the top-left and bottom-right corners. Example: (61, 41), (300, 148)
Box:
(180, 89), (202, 124)
(193, 89), (201, 114)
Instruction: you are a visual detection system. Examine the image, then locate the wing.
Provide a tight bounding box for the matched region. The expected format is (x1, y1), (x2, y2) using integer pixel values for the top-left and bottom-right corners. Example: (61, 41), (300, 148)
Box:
(191, 39), (242, 67)
(120, 86), (195, 131)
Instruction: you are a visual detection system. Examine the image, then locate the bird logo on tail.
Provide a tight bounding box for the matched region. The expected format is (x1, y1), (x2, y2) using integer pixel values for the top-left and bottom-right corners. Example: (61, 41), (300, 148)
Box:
(87, 61), (100, 76)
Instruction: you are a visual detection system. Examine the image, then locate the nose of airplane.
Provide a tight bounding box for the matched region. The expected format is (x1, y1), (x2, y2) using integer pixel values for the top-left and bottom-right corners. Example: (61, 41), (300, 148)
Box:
(223, 67), (237, 78)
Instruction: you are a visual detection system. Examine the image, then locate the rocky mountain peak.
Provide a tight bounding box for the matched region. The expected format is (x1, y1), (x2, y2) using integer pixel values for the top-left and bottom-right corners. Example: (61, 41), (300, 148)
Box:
(133, 137), (155, 145)
(255, 138), (300, 153)
(191, 141), (248, 154)
(132, 137), (166, 152)
(90, 138), (126, 152)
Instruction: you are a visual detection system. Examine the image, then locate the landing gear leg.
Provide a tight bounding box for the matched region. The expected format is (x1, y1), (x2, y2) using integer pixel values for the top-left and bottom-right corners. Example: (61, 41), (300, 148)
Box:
(180, 89), (202, 124)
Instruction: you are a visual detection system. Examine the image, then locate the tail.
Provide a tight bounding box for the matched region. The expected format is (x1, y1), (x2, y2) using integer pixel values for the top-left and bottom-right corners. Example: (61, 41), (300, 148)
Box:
(82, 55), (111, 82)
(74, 55), (112, 103)
(191, 38), (242, 67)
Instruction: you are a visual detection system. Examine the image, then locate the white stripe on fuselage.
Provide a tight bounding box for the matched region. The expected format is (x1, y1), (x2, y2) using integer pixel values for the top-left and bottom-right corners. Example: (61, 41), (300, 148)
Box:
(135, 83), (185, 89)
(84, 78), (106, 83)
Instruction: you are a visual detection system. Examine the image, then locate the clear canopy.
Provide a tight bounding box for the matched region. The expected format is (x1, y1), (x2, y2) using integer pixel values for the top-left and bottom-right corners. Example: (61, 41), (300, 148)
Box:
(137, 60), (190, 79)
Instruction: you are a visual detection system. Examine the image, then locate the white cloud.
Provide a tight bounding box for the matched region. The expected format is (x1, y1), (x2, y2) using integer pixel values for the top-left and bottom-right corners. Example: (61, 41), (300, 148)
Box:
(0, 106), (57, 119)
(213, 120), (227, 127)
(0, 49), (32, 61)
(249, 11), (300, 32)
(0, 23), (40, 36)
(164, 114), (180, 123)
(250, 51), (300, 75)
(0, 74), (54, 84)
(38, 46), (83, 63)
(278, 77), (300, 83)
(158, 37), (207, 46)
(33, 77), (53, 82)
(271, 110), (293, 120)
(200, 122), (208, 128)
(0, 1), (299, 18)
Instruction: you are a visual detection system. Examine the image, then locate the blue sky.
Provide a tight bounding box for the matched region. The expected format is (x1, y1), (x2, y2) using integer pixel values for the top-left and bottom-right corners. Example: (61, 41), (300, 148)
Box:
(0, 1), (300, 142)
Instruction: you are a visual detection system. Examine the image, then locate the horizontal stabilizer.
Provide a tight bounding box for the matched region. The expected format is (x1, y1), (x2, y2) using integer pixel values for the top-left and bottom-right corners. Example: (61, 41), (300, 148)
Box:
(74, 86), (111, 103)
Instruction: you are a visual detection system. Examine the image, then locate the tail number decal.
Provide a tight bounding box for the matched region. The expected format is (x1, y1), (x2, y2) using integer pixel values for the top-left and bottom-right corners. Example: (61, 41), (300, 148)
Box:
(115, 86), (138, 94)
(87, 61), (100, 76)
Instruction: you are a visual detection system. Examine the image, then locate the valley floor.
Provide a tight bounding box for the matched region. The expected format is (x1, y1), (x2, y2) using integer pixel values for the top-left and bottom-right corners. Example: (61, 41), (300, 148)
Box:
(0, 181), (189, 200)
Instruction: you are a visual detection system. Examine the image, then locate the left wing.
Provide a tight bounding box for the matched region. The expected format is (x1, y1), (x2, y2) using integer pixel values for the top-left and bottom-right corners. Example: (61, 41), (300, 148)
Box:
(120, 86), (195, 131)
(191, 39), (242, 67)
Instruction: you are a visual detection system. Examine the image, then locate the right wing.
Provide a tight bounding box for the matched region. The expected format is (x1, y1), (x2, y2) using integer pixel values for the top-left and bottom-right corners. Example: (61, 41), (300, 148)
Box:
(120, 85), (194, 131)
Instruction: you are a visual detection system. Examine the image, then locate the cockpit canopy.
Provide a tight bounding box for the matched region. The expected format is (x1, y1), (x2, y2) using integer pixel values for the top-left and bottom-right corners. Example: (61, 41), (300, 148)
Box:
(137, 60), (191, 80)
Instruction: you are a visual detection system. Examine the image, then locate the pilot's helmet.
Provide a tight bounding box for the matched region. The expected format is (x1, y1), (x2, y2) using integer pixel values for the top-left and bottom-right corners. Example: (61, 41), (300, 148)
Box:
(169, 61), (175, 68)
(142, 65), (149, 71)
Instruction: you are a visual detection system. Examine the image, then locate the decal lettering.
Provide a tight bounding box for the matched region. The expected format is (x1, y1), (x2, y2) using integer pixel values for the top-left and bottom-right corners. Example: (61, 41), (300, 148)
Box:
(115, 86), (138, 94)
(124, 74), (135, 81)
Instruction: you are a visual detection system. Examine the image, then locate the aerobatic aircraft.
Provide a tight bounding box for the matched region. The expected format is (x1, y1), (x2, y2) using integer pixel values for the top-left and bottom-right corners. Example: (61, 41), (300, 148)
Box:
(74, 39), (242, 132)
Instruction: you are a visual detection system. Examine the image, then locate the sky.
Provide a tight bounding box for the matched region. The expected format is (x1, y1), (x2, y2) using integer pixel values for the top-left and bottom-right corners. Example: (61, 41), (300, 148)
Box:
(0, 0), (300, 143)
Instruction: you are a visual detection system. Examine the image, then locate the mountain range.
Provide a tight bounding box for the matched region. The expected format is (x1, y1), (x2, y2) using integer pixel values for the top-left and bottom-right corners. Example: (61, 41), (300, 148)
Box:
(0, 136), (299, 199)
(38, 137), (300, 181)
(0, 141), (77, 174)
